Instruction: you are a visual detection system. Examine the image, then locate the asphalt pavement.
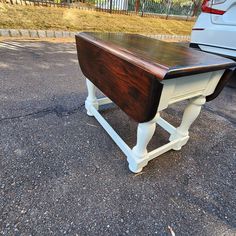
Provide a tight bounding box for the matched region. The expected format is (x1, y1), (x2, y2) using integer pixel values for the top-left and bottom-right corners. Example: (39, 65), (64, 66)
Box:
(0, 40), (235, 236)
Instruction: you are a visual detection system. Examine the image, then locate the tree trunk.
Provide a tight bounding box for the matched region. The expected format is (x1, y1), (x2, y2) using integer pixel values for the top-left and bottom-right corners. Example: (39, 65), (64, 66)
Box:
(192, 0), (201, 17)
(135, 0), (140, 14)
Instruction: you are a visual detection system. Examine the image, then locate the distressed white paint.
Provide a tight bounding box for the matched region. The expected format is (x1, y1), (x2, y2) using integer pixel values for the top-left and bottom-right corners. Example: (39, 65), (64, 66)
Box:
(85, 70), (224, 173)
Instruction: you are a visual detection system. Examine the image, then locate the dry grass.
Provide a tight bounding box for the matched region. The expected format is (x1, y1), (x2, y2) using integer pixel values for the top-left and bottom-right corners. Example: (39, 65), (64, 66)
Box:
(0, 3), (194, 35)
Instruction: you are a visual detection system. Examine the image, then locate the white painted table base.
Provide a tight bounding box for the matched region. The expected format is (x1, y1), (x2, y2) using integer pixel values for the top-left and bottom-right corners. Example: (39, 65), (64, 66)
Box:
(84, 70), (224, 173)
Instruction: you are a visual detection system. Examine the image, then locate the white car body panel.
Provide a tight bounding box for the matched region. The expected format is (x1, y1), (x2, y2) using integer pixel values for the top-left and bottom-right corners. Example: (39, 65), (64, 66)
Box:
(211, 1), (236, 25)
(191, 0), (236, 59)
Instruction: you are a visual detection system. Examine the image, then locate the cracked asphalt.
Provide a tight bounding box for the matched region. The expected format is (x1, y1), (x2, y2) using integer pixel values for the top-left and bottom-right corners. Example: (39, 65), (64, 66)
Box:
(0, 40), (235, 236)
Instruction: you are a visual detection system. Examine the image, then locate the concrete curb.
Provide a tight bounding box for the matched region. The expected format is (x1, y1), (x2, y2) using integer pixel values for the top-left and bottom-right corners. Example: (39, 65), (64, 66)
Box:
(0, 29), (77, 38)
(144, 34), (190, 41)
(0, 29), (190, 41)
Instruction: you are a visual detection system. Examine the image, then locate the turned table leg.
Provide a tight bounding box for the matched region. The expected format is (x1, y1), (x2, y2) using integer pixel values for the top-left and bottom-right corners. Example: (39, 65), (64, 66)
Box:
(169, 95), (206, 150)
(85, 79), (99, 116)
(128, 113), (160, 173)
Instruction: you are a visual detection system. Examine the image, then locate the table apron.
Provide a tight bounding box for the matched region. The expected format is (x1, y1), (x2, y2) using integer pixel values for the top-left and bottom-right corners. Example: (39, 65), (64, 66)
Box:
(158, 70), (224, 111)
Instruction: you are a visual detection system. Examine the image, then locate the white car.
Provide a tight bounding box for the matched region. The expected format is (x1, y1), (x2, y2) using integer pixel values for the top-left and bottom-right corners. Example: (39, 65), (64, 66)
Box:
(190, 0), (236, 89)
(190, 0), (236, 60)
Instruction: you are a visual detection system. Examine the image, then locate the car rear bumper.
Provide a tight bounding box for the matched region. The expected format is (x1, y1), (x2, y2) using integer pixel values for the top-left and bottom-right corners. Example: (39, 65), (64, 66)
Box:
(191, 13), (236, 58)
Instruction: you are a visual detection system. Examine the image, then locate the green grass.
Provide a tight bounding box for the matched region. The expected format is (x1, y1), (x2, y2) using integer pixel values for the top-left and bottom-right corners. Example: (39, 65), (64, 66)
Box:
(0, 3), (194, 35)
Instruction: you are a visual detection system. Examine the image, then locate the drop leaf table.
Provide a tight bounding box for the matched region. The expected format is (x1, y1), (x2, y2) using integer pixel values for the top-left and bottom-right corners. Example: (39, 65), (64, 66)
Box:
(76, 32), (235, 173)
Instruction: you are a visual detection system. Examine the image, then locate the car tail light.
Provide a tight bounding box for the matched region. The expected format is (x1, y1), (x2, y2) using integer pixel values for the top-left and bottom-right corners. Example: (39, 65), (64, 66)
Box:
(201, 0), (226, 15)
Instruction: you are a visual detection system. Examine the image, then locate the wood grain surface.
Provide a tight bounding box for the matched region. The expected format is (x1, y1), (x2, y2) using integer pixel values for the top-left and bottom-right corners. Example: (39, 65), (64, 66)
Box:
(76, 36), (163, 122)
(76, 32), (236, 80)
(75, 32), (236, 122)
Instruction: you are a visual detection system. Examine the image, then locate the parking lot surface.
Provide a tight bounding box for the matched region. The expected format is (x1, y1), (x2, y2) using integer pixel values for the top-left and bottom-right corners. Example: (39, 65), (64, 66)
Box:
(0, 40), (235, 236)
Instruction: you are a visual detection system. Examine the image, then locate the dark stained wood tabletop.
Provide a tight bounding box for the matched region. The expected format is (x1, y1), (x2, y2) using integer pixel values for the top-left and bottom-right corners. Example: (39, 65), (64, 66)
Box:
(75, 32), (236, 122)
(76, 32), (235, 80)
